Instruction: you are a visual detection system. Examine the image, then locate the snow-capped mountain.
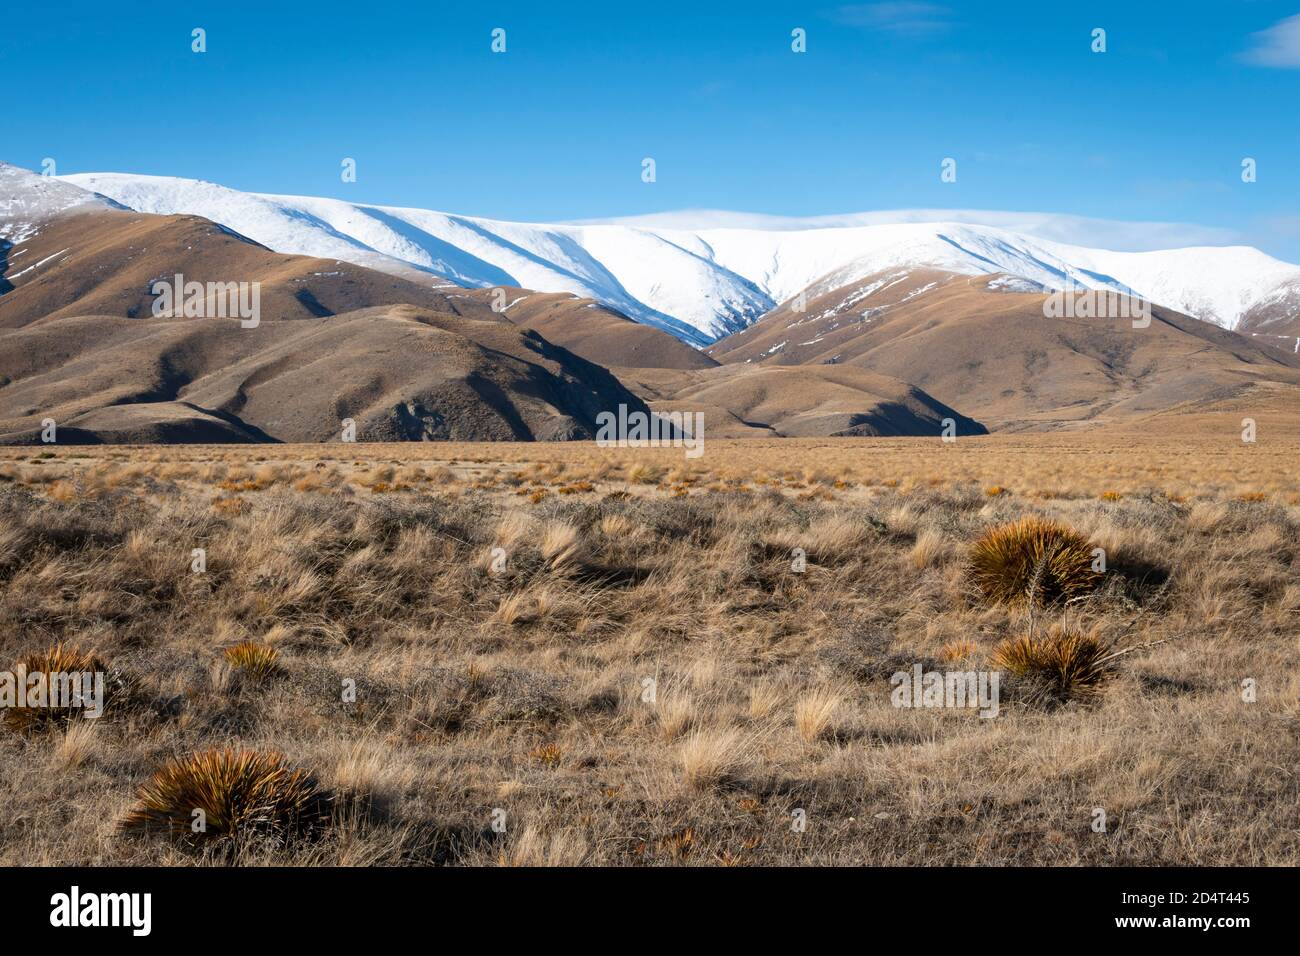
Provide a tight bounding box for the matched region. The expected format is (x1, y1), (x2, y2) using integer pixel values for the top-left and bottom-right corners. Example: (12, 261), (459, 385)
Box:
(61, 171), (1300, 345)
(0, 163), (121, 244)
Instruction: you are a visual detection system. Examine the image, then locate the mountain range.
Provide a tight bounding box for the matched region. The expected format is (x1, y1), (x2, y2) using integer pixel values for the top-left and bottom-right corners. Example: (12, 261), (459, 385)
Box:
(62, 171), (1300, 345)
(3, 160), (1299, 443)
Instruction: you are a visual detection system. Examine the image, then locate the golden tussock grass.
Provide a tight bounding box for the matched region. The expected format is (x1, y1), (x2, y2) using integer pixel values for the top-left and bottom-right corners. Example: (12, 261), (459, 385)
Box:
(119, 749), (332, 846)
(678, 728), (755, 791)
(969, 517), (1101, 606)
(2, 644), (115, 734)
(793, 687), (843, 743)
(223, 641), (281, 681)
(0, 437), (1296, 865)
(990, 628), (1116, 703)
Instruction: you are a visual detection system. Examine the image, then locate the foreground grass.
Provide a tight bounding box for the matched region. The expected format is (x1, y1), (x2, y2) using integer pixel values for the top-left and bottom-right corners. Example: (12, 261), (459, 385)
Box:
(0, 442), (1296, 865)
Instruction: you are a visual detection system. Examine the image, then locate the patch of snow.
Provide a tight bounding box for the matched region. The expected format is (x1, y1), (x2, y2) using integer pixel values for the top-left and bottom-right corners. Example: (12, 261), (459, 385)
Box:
(987, 275), (1051, 294)
(0, 162), (119, 244)
(7, 247), (70, 281)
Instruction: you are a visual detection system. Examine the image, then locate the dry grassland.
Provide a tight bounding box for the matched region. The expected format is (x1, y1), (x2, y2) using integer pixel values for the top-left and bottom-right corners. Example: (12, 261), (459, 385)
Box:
(0, 432), (1296, 865)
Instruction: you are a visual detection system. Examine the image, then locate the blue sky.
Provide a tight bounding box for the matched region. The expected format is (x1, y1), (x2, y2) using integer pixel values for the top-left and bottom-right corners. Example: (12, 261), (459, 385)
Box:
(4, 1), (1300, 258)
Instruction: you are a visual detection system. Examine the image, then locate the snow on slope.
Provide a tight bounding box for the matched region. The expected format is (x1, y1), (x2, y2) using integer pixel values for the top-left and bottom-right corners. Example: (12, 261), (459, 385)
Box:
(61, 171), (1300, 345)
(60, 172), (719, 346)
(0, 162), (121, 244)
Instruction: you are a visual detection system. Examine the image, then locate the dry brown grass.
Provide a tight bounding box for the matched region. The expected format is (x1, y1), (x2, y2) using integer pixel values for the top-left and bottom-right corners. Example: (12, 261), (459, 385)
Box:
(678, 729), (755, 791)
(793, 687), (843, 743)
(0, 437), (1297, 865)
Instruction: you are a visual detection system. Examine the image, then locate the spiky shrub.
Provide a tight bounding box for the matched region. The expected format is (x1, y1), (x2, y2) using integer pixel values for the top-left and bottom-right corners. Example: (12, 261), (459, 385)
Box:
(939, 638), (977, 663)
(991, 630), (1114, 703)
(224, 641), (280, 680)
(120, 748), (332, 845)
(529, 742), (564, 767)
(2, 644), (117, 734)
(969, 517), (1100, 605)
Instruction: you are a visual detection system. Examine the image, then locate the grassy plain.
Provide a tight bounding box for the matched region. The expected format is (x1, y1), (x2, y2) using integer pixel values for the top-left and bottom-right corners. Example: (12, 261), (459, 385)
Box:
(0, 431), (1296, 865)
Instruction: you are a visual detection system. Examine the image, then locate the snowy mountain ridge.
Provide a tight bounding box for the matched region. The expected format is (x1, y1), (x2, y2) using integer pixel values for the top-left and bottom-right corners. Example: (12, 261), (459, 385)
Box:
(0, 163), (122, 244)
(58, 170), (1300, 346)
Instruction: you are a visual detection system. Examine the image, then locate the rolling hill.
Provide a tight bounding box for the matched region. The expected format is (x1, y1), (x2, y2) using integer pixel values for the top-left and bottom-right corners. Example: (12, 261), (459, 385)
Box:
(0, 165), (656, 443)
(706, 268), (1300, 430)
(611, 363), (987, 438)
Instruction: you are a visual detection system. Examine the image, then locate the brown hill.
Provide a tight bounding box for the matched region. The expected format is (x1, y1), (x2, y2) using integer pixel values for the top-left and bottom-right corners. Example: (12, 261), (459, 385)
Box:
(455, 287), (717, 371)
(611, 363), (986, 438)
(2, 192), (712, 375)
(708, 270), (1300, 431)
(0, 185), (654, 443)
(0, 303), (652, 444)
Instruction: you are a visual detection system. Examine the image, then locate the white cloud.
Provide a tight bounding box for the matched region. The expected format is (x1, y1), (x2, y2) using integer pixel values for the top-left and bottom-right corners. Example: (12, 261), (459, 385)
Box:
(1242, 13), (1300, 68)
(573, 208), (1241, 253)
(827, 3), (954, 36)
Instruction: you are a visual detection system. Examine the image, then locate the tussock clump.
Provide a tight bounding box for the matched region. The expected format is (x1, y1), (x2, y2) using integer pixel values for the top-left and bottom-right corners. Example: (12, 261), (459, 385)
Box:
(627, 464), (662, 485)
(2, 644), (119, 734)
(909, 528), (949, 569)
(529, 742), (564, 767)
(794, 687), (842, 742)
(539, 521), (585, 572)
(497, 825), (589, 867)
(939, 638), (977, 662)
(223, 641), (281, 681)
(991, 629), (1114, 703)
(655, 693), (697, 739)
(801, 513), (876, 560)
(678, 729), (753, 790)
(120, 748), (332, 845)
(969, 517), (1100, 605)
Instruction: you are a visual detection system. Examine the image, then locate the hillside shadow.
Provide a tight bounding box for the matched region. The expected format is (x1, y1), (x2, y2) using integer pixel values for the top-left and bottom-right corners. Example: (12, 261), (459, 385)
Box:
(0, 238), (13, 296)
(937, 232), (1138, 296)
(360, 207), (517, 287)
(446, 215), (710, 345)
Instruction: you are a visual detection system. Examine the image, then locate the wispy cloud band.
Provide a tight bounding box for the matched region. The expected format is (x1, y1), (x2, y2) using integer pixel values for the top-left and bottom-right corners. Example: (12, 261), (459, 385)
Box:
(1242, 13), (1300, 68)
(572, 208), (1242, 253)
(827, 3), (954, 36)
